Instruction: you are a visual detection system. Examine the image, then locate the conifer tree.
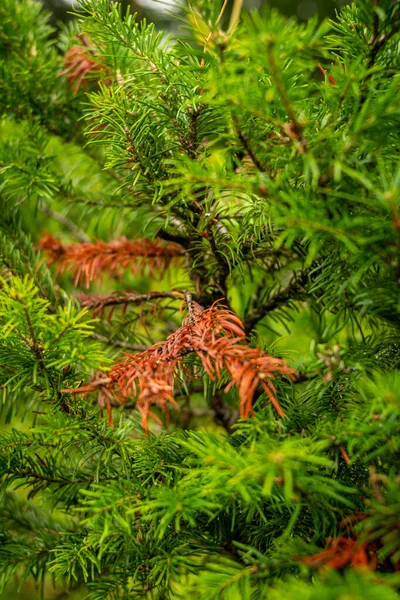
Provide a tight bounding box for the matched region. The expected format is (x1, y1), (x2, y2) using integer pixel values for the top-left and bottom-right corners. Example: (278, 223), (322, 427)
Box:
(1, 0), (400, 598)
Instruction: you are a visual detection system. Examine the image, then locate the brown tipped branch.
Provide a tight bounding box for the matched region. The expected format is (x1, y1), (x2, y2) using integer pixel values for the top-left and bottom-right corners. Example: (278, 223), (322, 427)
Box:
(59, 36), (110, 94)
(38, 233), (186, 287)
(63, 301), (295, 433)
(301, 537), (377, 570)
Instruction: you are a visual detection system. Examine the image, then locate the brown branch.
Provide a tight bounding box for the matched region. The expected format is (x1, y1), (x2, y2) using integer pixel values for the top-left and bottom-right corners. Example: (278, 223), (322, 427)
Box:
(39, 233), (185, 287)
(60, 38), (109, 94)
(64, 302), (295, 433)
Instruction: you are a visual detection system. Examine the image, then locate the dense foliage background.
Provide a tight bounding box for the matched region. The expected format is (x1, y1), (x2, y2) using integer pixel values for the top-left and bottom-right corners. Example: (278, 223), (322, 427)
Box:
(0, 0), (400, 598)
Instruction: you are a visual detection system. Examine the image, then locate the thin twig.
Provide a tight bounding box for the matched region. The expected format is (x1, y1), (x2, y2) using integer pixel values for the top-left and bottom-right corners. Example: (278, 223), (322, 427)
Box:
(42, 207), (90, 243)
(202, 0), (230, 62)
(228, 0), (244, 33)
(244, 272), (309, 333)
(205, 224), (231, 301)
(231, 113), (265, 172)
(210, 391), (239, 433)
(365, 1), (399, 77)
(156, 227), (189, 248)
(266, 39), (307, 153)
(90, 333), (149, 351)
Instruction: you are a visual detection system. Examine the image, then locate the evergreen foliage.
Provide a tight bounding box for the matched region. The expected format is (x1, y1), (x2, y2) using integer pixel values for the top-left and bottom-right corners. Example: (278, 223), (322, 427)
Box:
(0, 0), (400, 597)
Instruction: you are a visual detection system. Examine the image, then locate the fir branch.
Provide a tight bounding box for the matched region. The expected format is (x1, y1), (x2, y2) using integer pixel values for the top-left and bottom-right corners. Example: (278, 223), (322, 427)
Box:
(244, 271), (309, 333)
(204, 225), (231, 300)
(13, 468), (118, 487)
(366, 0), (399, 70)
(123, 125), (155, 183)
(266, 38), (307, 153)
